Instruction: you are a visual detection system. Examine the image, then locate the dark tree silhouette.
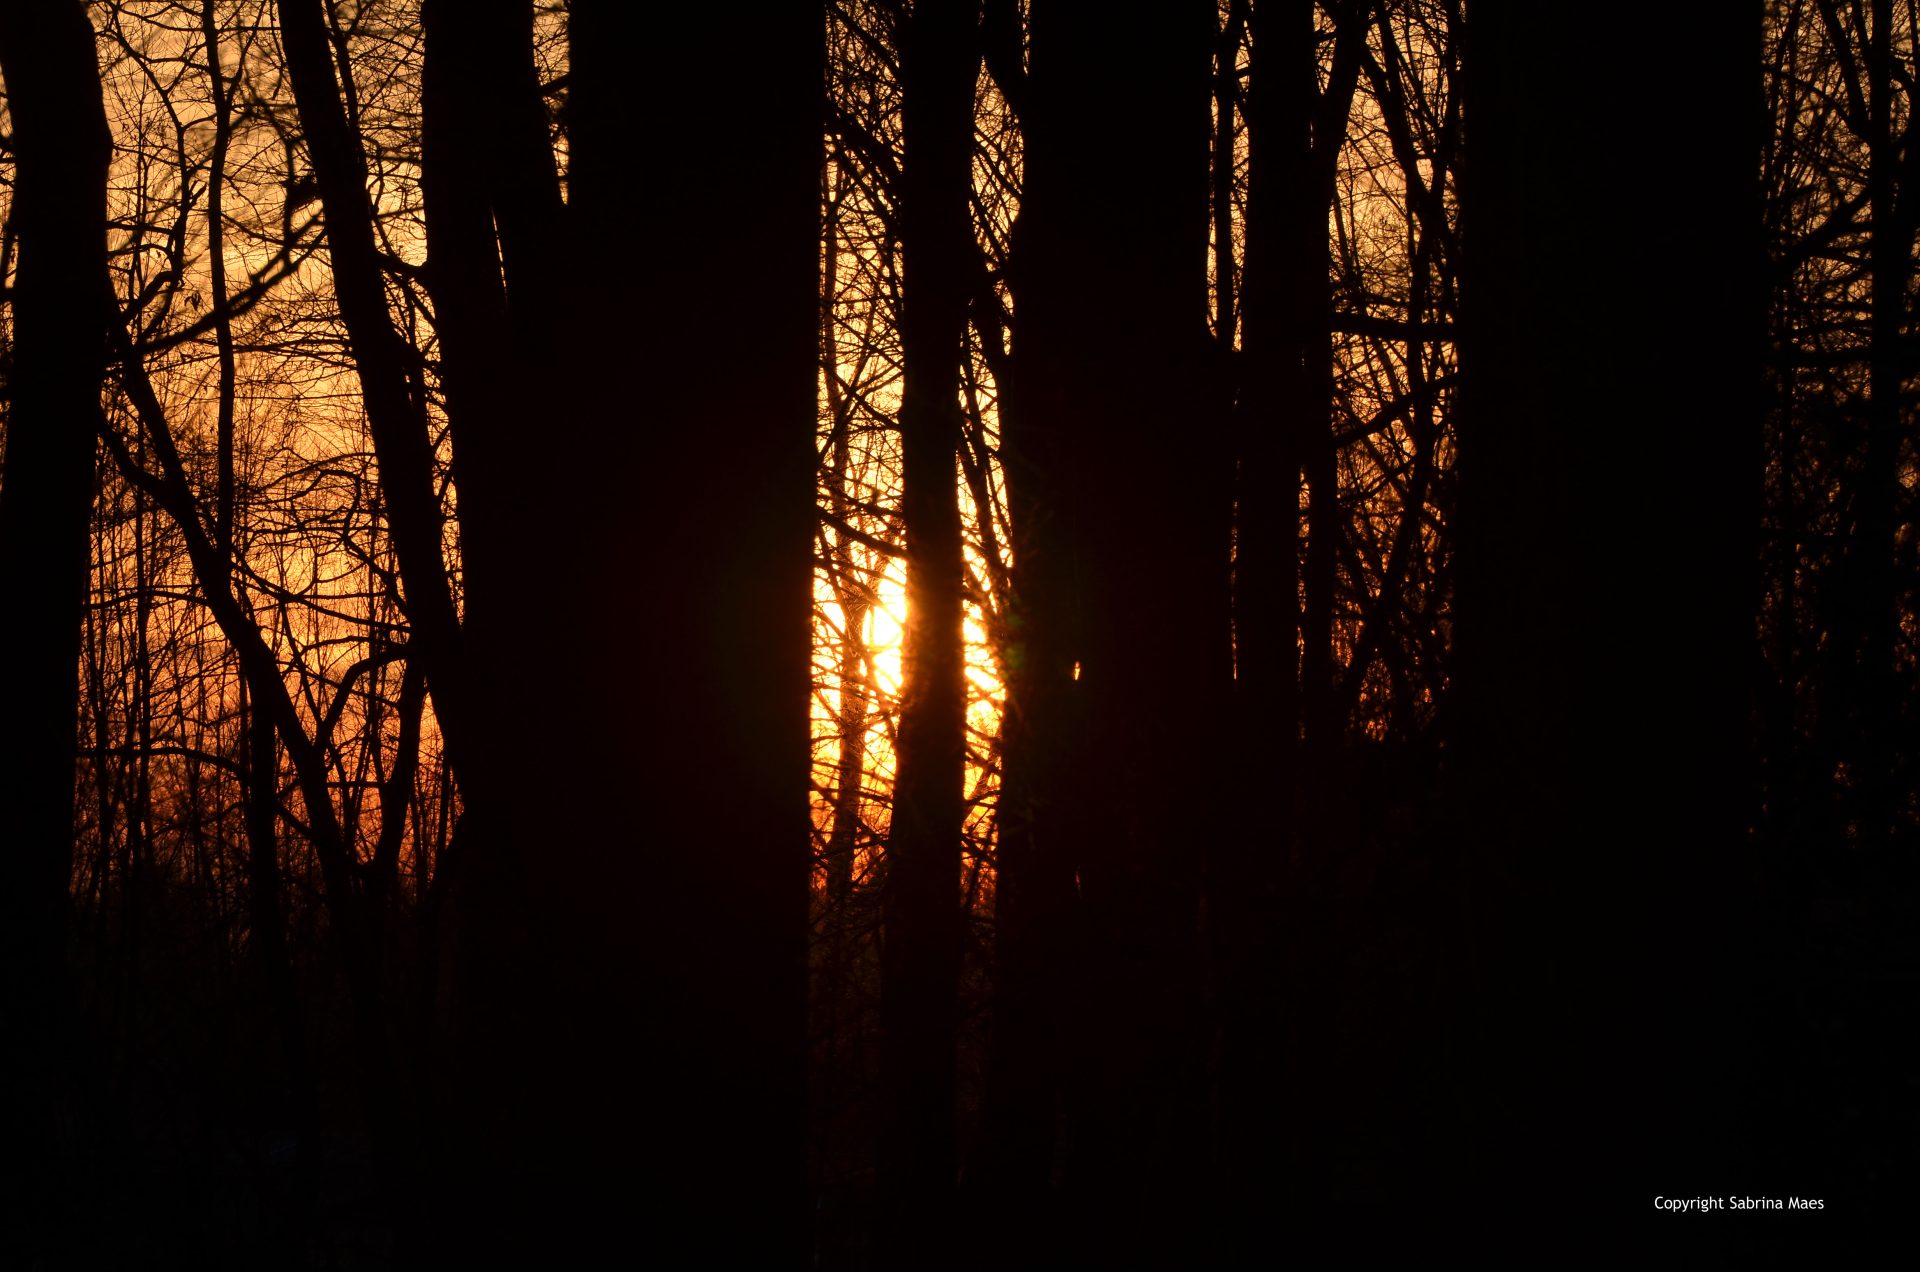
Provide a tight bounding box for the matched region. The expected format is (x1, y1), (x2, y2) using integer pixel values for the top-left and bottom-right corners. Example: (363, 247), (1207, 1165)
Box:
(987, 0), (1223, 1261)
(1213, 1), (1371, 1242)
(535, 2), (820, 1261)
(1451, 1), (1759, 1217)
(415, 0), (568, 1231)
(0, 3), (111, 1258)
(879, 0), (980, 1263)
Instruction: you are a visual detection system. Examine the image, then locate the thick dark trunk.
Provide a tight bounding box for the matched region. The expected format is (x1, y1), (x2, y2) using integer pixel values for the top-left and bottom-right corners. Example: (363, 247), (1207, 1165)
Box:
(420, 0), (513, 651)
(1219, 14), (1316, 1234)
(1214, 1), (1363, 1242)
(979, 484), (1079, 1258)
(1452, 3), (1757, 1216)
(416, 5), (557, 1205)
(987, 3), (1224, 1262)
(1232, 1), (1308, 770)
(0, 5), (110, 1258)
(879, 2), (979, 1263)
(420, 0), (563, 664)
(440, 4), (819, 1260)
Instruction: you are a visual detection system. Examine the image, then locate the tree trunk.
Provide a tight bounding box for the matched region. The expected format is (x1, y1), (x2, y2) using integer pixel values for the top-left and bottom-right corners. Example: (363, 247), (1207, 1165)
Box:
(0, 3), (112, 1258)
(1452, 1), (1757, 1215)
(443, 4), (820, 1260)
(415, 5), (562, 1216)
(1214, 1), (1364, 1242)
(988, 2), (1224, 1261)
(879, 2), (979, 1263)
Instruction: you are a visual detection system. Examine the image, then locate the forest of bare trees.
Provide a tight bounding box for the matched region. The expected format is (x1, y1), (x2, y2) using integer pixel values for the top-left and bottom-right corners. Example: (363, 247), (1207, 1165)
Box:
(0, 1), (1911, 1264)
